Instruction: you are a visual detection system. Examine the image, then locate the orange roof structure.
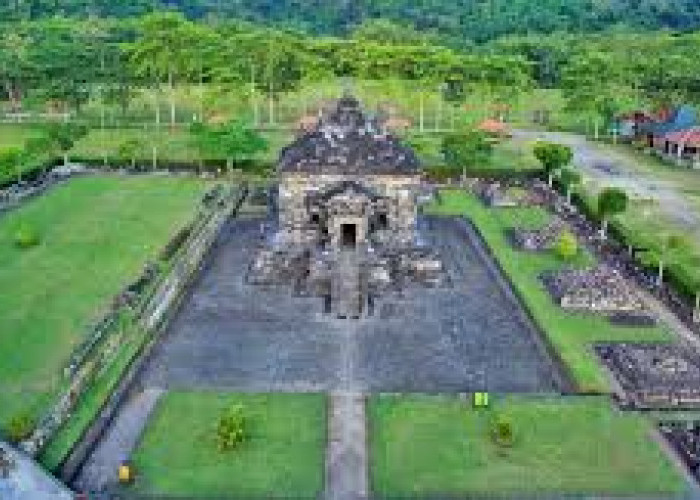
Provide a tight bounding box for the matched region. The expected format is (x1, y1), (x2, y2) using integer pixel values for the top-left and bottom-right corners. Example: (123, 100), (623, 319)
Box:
(384, 117), (412, 131)
(296, 115), (319, 132)
(477, 118), (509, 136)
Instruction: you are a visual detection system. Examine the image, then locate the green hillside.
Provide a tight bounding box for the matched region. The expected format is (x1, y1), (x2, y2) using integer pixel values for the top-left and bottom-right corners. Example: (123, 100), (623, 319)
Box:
(5, 0), (700, 42)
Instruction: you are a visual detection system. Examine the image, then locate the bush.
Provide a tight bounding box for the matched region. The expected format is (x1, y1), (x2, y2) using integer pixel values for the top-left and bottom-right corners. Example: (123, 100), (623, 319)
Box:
(216, 404), (246, 452)
(555, 231), (578, 261)
(490, 414), (514, 450)
(14, 224), (40, 249)
(5, 412), (35, 443)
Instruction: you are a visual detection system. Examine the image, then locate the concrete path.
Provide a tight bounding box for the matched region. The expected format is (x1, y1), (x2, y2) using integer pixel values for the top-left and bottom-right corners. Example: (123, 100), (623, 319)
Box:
(0, 441), (73, 500)
(325, 392), (368, 500)
(73, 387), (164, 494)
(640, 287), (700, 352)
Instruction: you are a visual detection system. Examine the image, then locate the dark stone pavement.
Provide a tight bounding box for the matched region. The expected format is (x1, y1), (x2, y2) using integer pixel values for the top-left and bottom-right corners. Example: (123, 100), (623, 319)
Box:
(139, 215), (565, 393)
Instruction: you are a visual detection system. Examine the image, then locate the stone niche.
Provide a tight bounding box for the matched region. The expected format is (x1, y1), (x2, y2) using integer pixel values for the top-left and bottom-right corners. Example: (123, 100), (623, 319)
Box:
(596, 343), (700, 409)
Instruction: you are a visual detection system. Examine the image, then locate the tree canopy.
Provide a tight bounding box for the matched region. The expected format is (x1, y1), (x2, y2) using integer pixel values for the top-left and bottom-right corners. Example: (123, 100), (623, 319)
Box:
(4, 1), (700, 44)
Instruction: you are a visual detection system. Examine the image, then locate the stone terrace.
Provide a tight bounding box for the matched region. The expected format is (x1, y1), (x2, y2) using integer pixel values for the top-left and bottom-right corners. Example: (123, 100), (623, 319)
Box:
(139, 215), (565, 393)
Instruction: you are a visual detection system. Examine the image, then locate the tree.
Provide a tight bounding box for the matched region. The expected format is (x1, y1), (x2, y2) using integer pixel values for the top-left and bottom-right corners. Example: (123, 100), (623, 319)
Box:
(190, 120), (267, 174)
(647, 232), (685, 287)
(558, 167), (581, 205)
(216, 404), (246, 452)
(441, 129), (493, 179)
(490, 414), (515, 451)
(127, 12), (205, 129)
(5, 411), (35, 444)
(597, 187), (628, 239)
(117, 137), (146, 169)
(46, 123), (87, 167)
(24, 134), (54, 174)
(0, 147), (26, 184)
(533, 141), (573, 187)
(0, 29), (33, 111)
(555, 231), (578, 261)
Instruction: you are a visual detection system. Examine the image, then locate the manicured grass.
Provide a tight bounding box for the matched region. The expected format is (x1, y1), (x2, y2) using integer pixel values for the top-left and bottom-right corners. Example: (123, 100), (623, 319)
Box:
(130, 392), (327, 498)
(0, 175), (207, 429)
(0, 124), (43, 151)
(370, 394), (686, 496)
(427, 190), (673, 392)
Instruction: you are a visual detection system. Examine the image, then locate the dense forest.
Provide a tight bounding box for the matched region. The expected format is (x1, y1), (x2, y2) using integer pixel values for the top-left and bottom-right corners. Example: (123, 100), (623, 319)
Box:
(1, 12), (698, 122)
(3, 0), (700, 42)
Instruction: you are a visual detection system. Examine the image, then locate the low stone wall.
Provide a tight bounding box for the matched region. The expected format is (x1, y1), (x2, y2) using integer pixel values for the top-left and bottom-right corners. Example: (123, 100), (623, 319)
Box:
(55, 185), (247, 484)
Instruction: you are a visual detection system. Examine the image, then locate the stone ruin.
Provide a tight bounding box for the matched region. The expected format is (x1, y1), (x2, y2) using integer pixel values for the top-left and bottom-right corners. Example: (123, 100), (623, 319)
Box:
(659, 420), (700, 480)
(476, 180), (546, 208)
(0, 446), (15, 479)
(248, 96), (446, 319)
(596, 343), (700, 409)
(511, 218), (567, 251)
(541, 264), (649, 317)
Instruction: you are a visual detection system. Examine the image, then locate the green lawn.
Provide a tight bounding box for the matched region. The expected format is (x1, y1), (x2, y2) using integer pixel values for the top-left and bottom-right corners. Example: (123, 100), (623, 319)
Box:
(427, 190), (673, 392)
(370, 394), (686, 496)
(0, 175), (207, 430)
(0, 124), (43, 151)
(130, 392), (327, 498)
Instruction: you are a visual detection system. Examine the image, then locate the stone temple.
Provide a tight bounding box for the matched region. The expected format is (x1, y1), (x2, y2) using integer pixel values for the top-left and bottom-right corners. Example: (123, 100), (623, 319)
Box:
(249, 96), (445, 318)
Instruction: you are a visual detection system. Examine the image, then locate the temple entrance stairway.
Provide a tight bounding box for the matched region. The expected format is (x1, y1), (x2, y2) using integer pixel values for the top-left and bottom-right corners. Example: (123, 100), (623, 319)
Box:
(332, 250), (363, 319)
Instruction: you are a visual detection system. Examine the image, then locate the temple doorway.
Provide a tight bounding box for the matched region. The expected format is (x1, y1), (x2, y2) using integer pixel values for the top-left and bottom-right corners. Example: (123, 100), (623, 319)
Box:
(341, 223), (357, 248)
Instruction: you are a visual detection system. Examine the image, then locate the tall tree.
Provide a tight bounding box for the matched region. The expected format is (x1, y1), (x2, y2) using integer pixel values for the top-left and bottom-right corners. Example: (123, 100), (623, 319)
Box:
(533, 142), (573, 188)
(597, 187), (628, 239)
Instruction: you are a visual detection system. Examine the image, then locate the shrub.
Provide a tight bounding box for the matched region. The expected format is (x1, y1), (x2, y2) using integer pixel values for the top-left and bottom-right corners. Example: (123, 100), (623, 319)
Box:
(216, 404), (246, 452)
(490, 414), (515, 450)
(5, 412), (35, 443)
(555, 230), (578, 261)
(14, 224), (40, 249)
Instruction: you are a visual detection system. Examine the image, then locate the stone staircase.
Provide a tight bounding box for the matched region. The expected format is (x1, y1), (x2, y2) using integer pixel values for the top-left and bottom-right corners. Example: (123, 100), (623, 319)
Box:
(332, 251), (363, 319)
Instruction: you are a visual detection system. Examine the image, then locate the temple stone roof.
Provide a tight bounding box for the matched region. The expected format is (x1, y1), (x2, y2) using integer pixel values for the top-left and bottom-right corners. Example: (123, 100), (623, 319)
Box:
(279, 96), (420, 176)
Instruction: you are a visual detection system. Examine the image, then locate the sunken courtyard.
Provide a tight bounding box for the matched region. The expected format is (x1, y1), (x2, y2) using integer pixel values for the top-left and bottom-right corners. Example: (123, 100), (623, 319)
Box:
(139, 98), (568, 394)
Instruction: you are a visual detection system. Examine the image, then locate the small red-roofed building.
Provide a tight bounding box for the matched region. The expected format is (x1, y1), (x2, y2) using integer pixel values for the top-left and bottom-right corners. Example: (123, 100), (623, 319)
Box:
(477, 118), (510, 137)
(662, 126), (700, 166)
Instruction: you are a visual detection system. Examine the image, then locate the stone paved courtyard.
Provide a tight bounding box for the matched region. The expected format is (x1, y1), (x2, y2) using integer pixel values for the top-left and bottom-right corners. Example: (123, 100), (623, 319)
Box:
(139, 214), (566, 393)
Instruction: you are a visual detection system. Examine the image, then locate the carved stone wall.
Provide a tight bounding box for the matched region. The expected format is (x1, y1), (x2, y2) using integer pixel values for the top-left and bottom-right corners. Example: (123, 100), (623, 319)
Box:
(278, 172), (420, 251)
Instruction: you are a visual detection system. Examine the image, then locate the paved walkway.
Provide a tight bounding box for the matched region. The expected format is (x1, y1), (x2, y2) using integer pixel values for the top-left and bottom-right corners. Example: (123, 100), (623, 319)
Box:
(0, 441), (73, 500)
(639, 288), (700, 352)
(325, 392), (368, 500)
(74, 387), (164, 493)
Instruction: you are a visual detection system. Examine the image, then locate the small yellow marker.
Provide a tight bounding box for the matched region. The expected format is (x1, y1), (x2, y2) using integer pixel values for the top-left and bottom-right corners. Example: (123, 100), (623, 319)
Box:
(118, 462), (133, 484)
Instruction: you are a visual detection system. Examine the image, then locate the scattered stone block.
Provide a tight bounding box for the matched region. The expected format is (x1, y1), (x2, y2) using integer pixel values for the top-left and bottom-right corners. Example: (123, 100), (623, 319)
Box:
(541, 264), (647, 315)
(596, 343), (700, 409)
(511, 218), (567, 251)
